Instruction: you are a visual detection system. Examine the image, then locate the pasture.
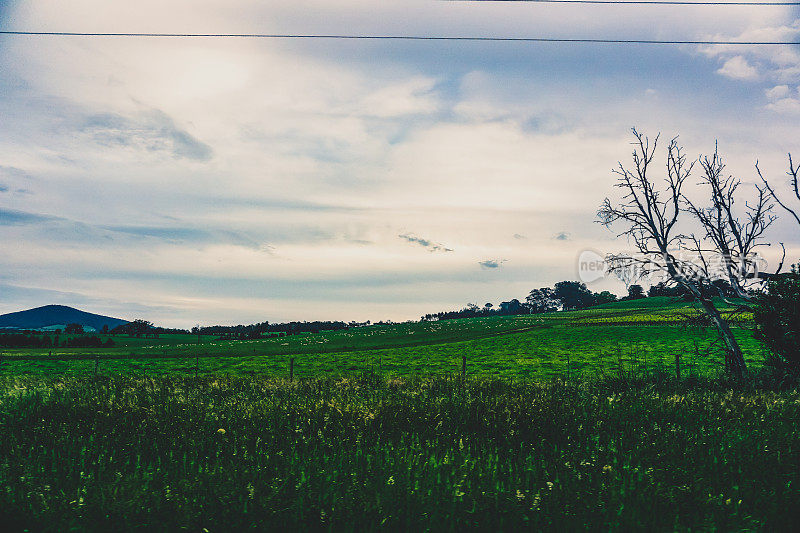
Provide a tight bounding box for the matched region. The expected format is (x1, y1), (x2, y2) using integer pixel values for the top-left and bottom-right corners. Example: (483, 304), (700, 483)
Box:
(0, 297), (765, 379)
(2, 297), (795, 530)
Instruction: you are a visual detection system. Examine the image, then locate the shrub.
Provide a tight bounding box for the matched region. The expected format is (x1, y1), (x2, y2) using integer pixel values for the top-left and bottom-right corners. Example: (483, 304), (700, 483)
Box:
(753, 265), (800, 375)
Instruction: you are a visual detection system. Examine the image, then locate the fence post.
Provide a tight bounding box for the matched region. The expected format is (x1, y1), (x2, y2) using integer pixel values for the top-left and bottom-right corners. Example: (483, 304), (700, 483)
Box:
(290, 357), (295, 382)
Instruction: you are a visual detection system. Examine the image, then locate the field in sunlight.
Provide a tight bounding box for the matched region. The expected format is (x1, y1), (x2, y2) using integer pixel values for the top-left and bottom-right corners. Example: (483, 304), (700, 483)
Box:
(0, 297), (765, 380)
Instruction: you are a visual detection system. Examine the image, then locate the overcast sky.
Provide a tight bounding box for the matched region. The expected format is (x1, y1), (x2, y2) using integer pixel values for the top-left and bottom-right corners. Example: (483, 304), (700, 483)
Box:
(1, 0), (800, 327)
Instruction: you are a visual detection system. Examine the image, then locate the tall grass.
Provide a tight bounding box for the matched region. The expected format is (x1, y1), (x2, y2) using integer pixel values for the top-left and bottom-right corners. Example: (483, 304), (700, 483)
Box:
(1, 374), (800, 531)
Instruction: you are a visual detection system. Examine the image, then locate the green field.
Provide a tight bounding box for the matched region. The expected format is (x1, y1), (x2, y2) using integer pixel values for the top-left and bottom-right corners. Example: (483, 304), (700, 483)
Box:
(0, 297), (766, 379)
(3, 298), (799, 530)
(2, 374), (800, 531)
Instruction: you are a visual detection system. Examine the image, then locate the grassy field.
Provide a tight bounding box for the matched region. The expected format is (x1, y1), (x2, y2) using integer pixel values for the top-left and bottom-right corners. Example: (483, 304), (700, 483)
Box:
(2, 374), (799, 531)
(2, 298), (797, 530)
(0, 297), (766, 379)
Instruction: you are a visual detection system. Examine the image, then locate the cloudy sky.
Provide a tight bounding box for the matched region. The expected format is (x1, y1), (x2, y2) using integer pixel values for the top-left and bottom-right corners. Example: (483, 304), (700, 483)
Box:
(1, 0), (800, 327)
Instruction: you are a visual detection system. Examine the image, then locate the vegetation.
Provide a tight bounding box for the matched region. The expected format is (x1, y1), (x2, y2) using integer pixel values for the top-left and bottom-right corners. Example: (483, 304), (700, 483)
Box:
(0, 298), (763, 379)
(754, 267), (800, 375)
(2, 374), (800, 531)
(0, 334), (113, 349)
(1, 295), (796, 530)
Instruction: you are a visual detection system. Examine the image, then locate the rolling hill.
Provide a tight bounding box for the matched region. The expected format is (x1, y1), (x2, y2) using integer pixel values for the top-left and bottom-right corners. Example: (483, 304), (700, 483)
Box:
(0, 305), (129, 332)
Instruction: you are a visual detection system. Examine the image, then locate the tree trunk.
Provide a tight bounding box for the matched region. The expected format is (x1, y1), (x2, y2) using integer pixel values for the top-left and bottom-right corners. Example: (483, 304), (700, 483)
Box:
(697, 297), (746, 377)
(663, 255), (747, 377)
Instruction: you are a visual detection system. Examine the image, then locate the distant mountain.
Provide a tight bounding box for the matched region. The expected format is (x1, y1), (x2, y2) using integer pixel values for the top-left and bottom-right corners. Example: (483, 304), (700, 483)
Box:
(0, 305), (129, 332)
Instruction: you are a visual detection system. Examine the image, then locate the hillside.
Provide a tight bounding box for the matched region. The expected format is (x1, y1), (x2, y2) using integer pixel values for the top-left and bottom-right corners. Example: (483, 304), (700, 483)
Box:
(0, 296), (762, 379)
(0, 305), (128, 332)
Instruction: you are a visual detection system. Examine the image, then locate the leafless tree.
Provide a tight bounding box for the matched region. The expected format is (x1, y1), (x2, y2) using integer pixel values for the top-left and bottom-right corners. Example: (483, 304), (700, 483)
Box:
(683, 146), (779, 299)
(598, 129), (780, 376)
(758, 154), (800, 231)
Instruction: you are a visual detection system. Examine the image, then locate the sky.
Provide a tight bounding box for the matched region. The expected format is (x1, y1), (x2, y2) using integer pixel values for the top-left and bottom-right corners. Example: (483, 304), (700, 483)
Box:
(1, 0), (800, 327)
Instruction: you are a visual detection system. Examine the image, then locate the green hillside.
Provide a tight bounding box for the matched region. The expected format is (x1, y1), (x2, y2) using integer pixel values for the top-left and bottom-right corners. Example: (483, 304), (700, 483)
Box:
(0, 297), (764, 379)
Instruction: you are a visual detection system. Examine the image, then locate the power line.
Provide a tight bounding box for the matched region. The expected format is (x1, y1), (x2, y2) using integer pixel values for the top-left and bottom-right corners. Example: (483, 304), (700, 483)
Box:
(0, 31), (798, 45)
(448, 0), (800, 4)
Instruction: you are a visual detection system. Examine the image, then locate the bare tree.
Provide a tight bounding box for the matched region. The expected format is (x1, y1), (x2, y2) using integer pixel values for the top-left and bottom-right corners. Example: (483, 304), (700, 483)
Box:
(598, 129), (778, 376)
(758, 154), (800, 231)
(684, 146), (779, 299)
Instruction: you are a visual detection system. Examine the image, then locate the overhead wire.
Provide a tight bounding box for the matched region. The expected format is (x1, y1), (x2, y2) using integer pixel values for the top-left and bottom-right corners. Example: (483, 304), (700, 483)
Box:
(0, 31), (798, 45)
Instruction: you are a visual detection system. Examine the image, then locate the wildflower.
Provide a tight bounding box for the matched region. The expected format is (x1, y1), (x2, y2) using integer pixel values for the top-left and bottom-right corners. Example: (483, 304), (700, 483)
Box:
(546, 481), (554, 490)
(387, 475), (395, 485)
(531, 492), (542, 510)
(217, 428), (226, 435)
(516, 489), (525, 501)
(603, 465), (612, 474)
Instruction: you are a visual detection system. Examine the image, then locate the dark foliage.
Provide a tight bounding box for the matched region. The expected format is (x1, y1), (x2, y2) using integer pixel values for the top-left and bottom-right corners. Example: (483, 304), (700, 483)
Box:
(111, 319), (155, 336)
(421, 282), (621, 321)
(0, 334), (54, 348)
(61, 336), (113, 348)
(754, 266), (800, 374)
(0, 334), (114, 349)
(63, 323), (84, 334)
(554, 281), (597, 311)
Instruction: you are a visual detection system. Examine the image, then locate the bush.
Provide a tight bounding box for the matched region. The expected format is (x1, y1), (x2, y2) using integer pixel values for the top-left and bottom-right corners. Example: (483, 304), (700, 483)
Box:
(753, 266), (800, 375)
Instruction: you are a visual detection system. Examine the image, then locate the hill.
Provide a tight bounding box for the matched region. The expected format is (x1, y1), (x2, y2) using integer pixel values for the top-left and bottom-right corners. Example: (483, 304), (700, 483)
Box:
(0, 305), (128, 332)
(0, 296), (762, 380)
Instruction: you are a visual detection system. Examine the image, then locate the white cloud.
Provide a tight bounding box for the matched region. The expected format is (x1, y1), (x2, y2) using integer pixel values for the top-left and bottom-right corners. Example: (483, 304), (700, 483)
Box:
(717, 56), (759, 81)
(360, 78), (439, 118)
(1, 1), (800, 324)
(765, 85), (791, 100)
(763, 84), (800, 115)
(700, 20), (800, 84)
(766, 97), (800, 114)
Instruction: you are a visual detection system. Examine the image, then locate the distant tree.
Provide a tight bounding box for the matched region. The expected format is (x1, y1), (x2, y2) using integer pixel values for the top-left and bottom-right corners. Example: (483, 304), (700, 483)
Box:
(554, 281), (595, 311)
(526, 288), (560, 313)
(649, 281), (680, 298)
(484, 303), (493, 311)
(627, 284), (646, 300)
(594, 291), (618, 305)
(112, 319), (153, 337)
(64, 323), (84, 334)
(498, 299), (523, 315)
(101, 324), (109, 335)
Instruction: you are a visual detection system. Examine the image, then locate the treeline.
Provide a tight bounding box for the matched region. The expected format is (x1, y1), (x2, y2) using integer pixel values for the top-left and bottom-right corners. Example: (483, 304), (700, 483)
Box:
(110, 320), (187, 337)
(109, 319), (379, 340)
(198, 320), (377, 339)
(0, 333), (114, 348)
(647, 280), (739, 299)
(420, 279), (741, 322)
(421, 281), (620, 321)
